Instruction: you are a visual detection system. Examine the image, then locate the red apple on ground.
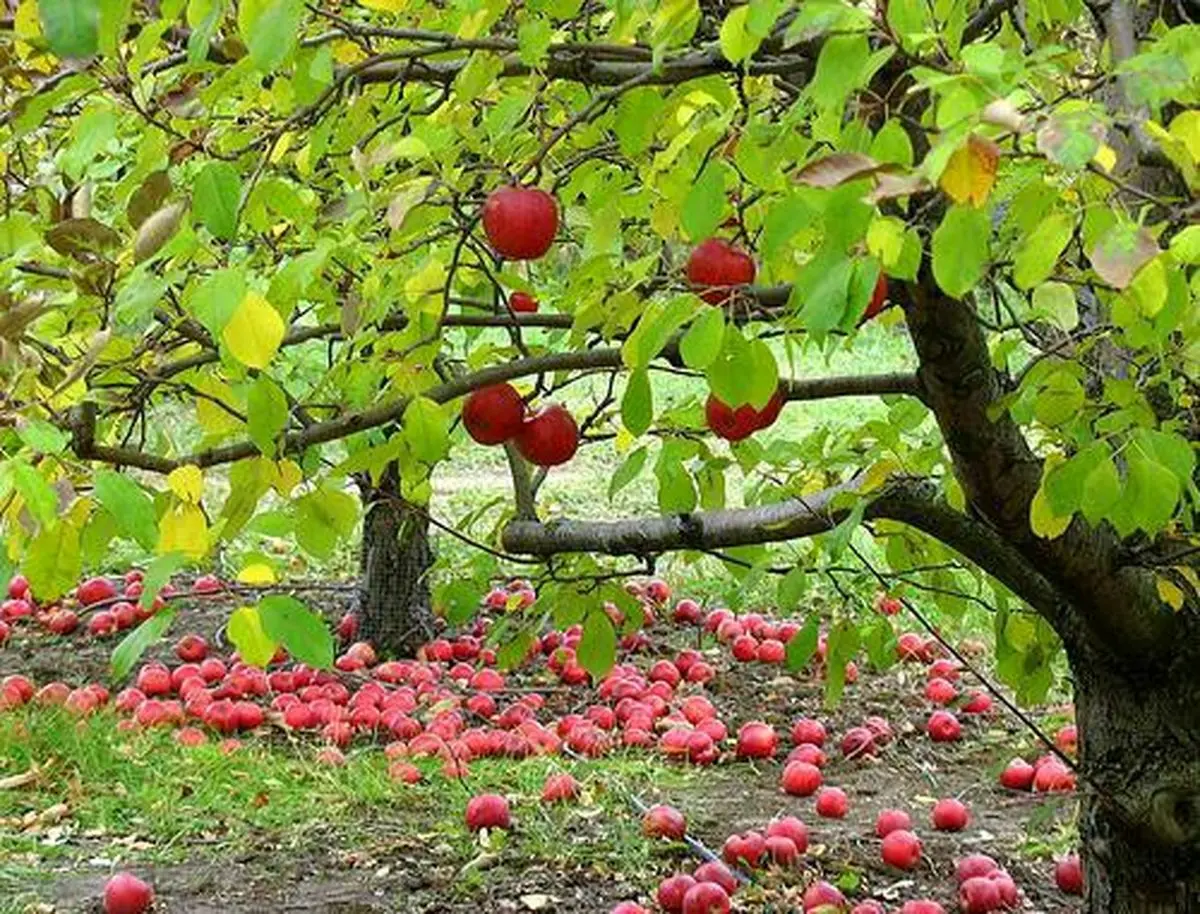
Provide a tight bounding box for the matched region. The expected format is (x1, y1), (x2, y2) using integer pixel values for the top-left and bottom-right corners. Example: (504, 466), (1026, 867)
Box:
(802, 881), (845, 912)
(643, 804), (686, 840)
(465, 793), (511, 831)
(955, 854), (1000, 884)
(78, 577), (117, 606)
(881, 829), (922, 870)
(959, 877), (1003, 913)
(175, 634), (209, 663)
(736, 721), (778, 759)
(765, 815), (809, 853)
(815, 787), (849, 819)
(463, 383), (526, 446)
(927, 710), (962, 742)
(482, 186), (558, 260)
(693, 861), (736, 895)
(840, 726), (878, 759)
(791, 717), (827, 746)
(681, 882), (730, 914)
(103, 872), (153, 914)
(657, 874), (698, 914)
(876, 808), (912, 837)
(932, 797), (969, 831)
(780, 761), (822, 796)
(999, 757), (1035, 790)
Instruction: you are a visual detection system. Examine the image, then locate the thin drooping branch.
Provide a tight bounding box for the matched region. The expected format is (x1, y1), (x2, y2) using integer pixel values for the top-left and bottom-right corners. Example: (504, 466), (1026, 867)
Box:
(502, 476), (1065, 621)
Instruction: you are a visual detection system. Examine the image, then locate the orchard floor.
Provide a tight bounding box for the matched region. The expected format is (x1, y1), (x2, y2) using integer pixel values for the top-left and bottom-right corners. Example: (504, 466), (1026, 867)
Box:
(0, 592), (1080, 914)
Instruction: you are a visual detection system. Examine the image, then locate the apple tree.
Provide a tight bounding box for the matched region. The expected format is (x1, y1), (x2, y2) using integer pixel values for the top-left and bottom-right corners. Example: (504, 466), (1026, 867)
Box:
(0, 1), (1198, 910)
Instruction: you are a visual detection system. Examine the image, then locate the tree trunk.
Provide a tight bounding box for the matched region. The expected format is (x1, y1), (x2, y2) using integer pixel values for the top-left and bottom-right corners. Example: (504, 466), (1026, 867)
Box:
(1069, 640), (1200, 913)
(355, 463), (437, 657)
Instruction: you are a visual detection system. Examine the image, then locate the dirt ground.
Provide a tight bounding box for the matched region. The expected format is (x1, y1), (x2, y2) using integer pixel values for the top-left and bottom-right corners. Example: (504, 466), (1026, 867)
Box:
(1, 587), (1080, 913)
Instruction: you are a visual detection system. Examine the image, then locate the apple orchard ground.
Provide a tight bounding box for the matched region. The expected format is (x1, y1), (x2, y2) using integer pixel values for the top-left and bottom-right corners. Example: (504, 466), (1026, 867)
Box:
(0, 590), (1081, 913)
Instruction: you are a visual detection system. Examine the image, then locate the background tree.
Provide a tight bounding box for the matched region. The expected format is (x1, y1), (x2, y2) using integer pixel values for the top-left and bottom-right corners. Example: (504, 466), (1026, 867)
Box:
(0, 1), (1197, 910)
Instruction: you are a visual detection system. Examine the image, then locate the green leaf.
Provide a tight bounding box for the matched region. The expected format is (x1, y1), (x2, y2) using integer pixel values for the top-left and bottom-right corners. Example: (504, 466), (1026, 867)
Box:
(97, 0), (133, 58)
(24, 522), (82, 602)
(237, 0), (305, 72)
(932, 205), (990, 298)
(190, 268), (245, 338)
(139, 552), (188, 610)
(193, 162), (242, 241)
(609, 446), (648, 500)
(440, 578), (483, 625)
(228, 605), (279, 667)
(247, 375), (288, 458)
(39, 0), (99, 59)
(720, 6), (758, 62)
(1078, 453), (1123, 525)
(679, 307), (725, 369)
(111, 607), (178, 682)
(11, 463), (57, 528)
(1032, 368), (1084, 427)
(823, 501), (865, 561)
(621, 369), (653, 436)
(1044, 442), (1106, 516)
(294, 487), (358, 559)
(614, 88), (665, 157)
(792, 246), (853, 335)
(681, 161), (726, 242)
(621, 294), (701, 369)
(777, 566), (809, 611)
(785, 614), (821, 672)
(808, 34), (868, 110)
(655, 440), (697, 513)
(577, 609), (617, 678)
(1012, 211), (1074, 289)
(93, 470), (159, 551)
(403, 396), (450, 464)
(1030, 281), (1078, 331)
(824, 619), (860, 708)
(496, 628), (536, 671)
(1169, 225), (1200, 264)
(17, 419), (69, 455)
(259, 595), (334, 669)
(864, 617), (897, 671)
(705, 327), (779, 409)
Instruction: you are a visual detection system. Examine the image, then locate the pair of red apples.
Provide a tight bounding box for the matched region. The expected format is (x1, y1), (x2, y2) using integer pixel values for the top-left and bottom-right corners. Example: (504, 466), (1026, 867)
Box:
(462, 383), (578, 468)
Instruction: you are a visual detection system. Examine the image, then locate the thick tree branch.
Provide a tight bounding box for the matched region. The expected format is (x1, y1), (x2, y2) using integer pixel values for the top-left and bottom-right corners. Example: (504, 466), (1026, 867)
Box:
(901, 279), (1173, 661)
(502, 476), (1065, 620)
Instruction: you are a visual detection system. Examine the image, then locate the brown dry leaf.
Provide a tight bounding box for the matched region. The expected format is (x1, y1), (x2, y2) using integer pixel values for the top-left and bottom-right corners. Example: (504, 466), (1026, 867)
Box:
(981, 99), (1027, 133)
(939, 134), (1000, 207)
(864, 172), (933, 204)
(794, 152), (891, 188)
(1089, 224), (1158, 289)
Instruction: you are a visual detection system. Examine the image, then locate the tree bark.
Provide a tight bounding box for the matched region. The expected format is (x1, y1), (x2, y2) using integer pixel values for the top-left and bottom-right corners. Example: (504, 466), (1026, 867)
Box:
(355, 463), (437, 657)
(1070, 637), (1200, 913)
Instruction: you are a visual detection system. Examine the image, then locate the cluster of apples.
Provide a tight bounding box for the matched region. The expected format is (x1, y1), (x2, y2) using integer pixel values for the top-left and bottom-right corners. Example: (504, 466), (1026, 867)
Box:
(461, 382), (579, 467)
(0, 572), (230, 648)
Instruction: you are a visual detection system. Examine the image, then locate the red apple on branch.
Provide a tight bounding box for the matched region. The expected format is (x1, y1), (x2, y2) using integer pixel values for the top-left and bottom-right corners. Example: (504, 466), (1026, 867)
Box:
(686, 238), (756, 305)
(483, 186), (558, 260)
(462, 383), (526, 446)
(515, 403), (578, 466)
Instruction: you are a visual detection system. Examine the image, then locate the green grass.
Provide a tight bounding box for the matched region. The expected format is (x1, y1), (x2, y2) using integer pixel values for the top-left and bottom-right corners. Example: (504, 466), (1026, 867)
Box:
(0, 707), (696, 904)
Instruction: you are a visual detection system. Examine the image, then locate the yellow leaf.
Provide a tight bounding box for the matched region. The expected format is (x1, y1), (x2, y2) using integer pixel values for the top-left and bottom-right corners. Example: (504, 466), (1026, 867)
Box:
(860, 458), (901, 493)
(15, 0), (41, 41)
(195, 376), (243, 434)
(333, 40), (366, 65)
(157, 504), (209, 560)
(360, 0), (407, 8)
(1030, 485), (1070, 539)
(404, 259), (447, 302)
(1092, 144), (1117, 173)
(227, 606), (277, 667)
(236, 562), (276, 585)
(1169, 110), (1200, 162)
(614, 426), (635, 455)
(167, 465), (204, 504)
(1156, 575), (1185, 611)
(223, 292), (286, 370)
(273, 459), (302, 496)
(938, 134), (1000, 207)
